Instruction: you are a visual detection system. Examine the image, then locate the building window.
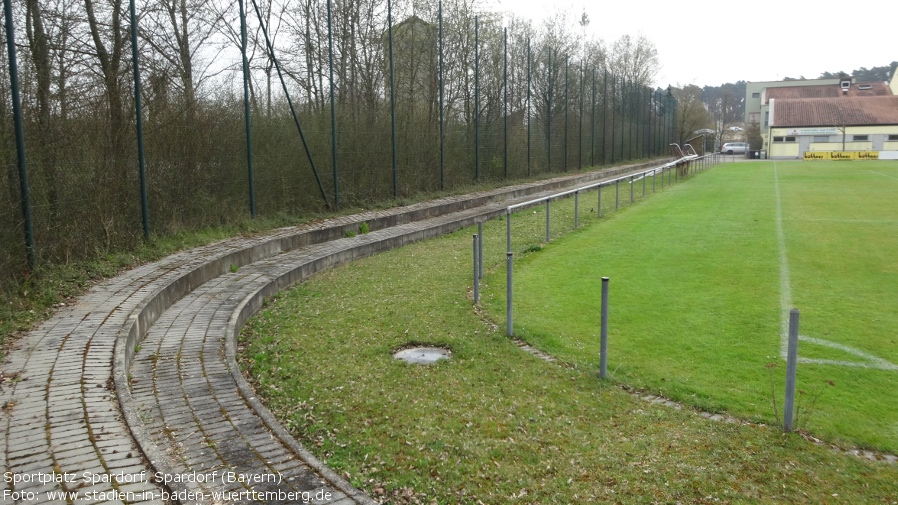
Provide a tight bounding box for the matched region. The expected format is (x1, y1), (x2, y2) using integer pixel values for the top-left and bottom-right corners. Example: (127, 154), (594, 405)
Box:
(888, 134), (898, 141)
(752, 92), (760, 98)
(852, 135), (869, 141)
(812, 136), (829, 142)
(773, 136), (796, 142)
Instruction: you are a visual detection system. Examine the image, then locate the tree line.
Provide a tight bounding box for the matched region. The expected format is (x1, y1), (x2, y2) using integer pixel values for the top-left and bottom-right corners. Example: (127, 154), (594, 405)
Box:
(1, 0), (671, 291)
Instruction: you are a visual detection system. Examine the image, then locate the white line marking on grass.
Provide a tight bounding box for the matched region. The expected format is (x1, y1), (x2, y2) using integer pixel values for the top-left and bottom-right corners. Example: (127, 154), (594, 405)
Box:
(786, 218), (898, 225)
(773, 162), (898, 371)
(867, 170), (898, 181)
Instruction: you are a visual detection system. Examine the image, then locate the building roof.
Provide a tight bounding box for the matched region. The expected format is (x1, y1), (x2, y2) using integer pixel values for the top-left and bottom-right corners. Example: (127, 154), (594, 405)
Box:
(771, 96), (898, 127)
(765, 82), (891, 103)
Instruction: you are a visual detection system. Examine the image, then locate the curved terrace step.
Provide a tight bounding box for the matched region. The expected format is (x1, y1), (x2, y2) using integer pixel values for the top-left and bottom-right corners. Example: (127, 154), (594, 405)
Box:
(1, 162), (660, 505)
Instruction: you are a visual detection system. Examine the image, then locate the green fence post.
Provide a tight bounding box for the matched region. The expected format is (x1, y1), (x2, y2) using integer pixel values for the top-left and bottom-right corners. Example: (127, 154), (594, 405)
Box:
(3, 0), (36, 270)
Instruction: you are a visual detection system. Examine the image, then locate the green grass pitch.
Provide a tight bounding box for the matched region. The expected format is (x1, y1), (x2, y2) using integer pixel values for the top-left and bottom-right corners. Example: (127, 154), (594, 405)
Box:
(497, 160), (898, 453)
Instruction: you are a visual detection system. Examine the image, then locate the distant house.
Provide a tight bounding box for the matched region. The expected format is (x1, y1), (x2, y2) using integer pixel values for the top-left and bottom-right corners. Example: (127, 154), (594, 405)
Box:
(746, 72), (898, 159)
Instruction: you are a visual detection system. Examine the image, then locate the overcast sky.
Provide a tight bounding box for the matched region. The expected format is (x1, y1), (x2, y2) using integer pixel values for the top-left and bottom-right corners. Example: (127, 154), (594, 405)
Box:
(492, 0), (896, 88)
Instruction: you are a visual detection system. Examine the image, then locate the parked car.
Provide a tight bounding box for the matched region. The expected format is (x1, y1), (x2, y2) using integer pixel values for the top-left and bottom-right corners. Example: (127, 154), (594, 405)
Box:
(721, 142), (748, 155)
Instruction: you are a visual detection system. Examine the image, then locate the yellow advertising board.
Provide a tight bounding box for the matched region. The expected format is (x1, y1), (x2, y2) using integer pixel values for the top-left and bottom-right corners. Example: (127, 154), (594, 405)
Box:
(804, 151), (879, 160)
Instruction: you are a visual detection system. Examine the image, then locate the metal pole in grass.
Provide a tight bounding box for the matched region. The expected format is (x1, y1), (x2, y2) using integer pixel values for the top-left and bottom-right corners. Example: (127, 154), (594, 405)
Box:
(574, 191), (579, 229)
(597, 184), (602, 217)
(629, 175), (634, 203)
(473, 235), (480, 304)
(600, 277), (609, 379)
(478, 221), (484, 279)
(642, 171), (647, 197)
(546, 200), (551, 242)
(783, 309), (800, 432)
(506, 252), (514, 336)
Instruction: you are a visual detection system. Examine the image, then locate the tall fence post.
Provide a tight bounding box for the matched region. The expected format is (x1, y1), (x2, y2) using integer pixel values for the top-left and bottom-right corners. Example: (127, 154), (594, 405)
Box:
(474, 16), (480, 180)
(597, 184), (602, 217)
(238, 0), (255, 218)
(326, 0), (339, 207)
(574, 191), (579, 229)
(387, 0), (398, 197)
(783, 309), (800, 432)
(545, 200), (551, 242)
(438, 0), (444, 190)
(3, 0), (36, 270)
(600, 277), (609, 379)
(129, 0), (149, 240)
(506, 252), (514, 336)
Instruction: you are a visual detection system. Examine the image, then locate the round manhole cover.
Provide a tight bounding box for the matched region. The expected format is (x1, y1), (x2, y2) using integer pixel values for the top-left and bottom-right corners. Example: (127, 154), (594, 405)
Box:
(393, 347), (451, 364)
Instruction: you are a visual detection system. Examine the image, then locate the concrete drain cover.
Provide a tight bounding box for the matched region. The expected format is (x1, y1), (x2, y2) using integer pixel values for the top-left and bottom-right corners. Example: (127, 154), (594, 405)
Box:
(393, 347), (451, 364)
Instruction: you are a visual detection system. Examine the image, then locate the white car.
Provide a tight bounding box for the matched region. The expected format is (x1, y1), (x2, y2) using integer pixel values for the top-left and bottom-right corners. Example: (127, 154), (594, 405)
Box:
(720, 142), (748, 155)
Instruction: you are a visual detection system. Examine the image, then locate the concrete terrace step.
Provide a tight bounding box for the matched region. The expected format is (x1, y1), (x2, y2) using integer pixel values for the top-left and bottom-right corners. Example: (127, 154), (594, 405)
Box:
(1, 162), (661, 505)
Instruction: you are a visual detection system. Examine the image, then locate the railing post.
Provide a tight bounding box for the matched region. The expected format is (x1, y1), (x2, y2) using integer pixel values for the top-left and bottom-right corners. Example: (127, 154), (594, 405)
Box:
(478, 221), (484, 279)
(506, 252), (514, 336)
(600, 276), (609, 379)
(783, 309), (800, 432)
(615, 179), (619, 210)
(506, 209), (512, 254)
(546, 200), (551, 242)
(473, 234), (479, 304)
(574, 191), (579, 229)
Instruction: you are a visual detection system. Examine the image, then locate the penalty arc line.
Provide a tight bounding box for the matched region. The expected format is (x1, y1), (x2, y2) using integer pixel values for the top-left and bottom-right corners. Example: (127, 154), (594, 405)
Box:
(773, 162), (898, 371)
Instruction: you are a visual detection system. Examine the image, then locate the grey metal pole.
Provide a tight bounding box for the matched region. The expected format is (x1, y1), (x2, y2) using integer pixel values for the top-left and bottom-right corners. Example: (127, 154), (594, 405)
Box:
(597, 184), (602, 217)
(507, 252), (514, 336)
(473, 235), (480, 304)
(783, 309), (800, 432)
(642, 171), (646, 197)
(629, 176), (634, 204)
(574, 191), (579, 229)
(546, 200), (551, 242)
(615, 179), (619, 210)
(478, 221), (484, 279)
(600, 277), (609, 379)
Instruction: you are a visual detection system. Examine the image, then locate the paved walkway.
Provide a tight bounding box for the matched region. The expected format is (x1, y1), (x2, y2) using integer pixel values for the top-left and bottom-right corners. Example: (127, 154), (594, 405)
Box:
(1, 164), (649, 505)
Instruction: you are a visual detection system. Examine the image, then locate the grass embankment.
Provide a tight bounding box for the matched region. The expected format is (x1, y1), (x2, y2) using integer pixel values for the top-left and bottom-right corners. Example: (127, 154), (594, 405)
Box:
(496, 161), (898, 454)
(240, 162), (898, 503)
